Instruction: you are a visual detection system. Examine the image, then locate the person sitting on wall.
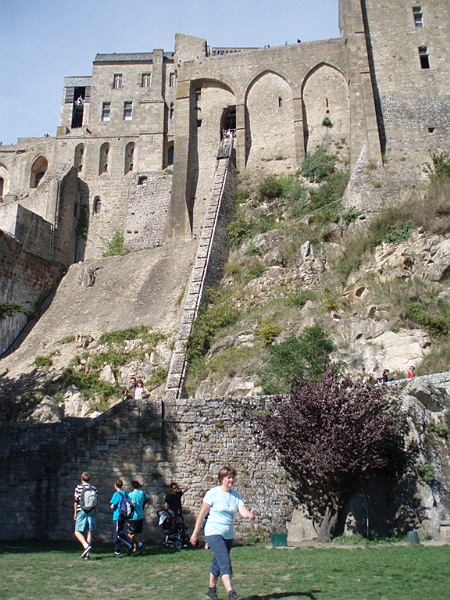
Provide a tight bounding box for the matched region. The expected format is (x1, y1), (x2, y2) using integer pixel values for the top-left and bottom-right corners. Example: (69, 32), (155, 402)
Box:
(406, 365), (416, 379)
(134, 379), (150, 400)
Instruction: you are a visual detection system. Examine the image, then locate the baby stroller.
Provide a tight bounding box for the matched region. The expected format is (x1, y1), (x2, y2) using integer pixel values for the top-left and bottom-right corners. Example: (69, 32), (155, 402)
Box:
(157, 509), (190, 551)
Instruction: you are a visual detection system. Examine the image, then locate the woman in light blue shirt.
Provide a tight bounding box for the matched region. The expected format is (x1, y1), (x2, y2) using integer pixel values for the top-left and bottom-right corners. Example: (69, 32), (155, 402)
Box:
(190, 465), (255, 600)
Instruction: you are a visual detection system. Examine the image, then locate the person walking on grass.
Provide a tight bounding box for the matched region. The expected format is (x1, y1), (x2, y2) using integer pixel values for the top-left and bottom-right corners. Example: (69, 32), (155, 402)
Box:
(127, 480), (149, 555)
(73, 472), (98, 560)
(110, 479), (134, 556)
(190, 465), (255, 600)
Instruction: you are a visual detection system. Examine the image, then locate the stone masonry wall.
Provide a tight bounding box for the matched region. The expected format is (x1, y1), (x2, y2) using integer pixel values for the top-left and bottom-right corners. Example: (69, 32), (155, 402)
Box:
(0, 232), (64, 355)
(0, 397), (292, 543)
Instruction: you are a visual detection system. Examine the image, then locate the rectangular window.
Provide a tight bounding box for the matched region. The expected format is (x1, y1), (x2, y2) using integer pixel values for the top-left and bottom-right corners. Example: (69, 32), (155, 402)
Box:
(169, 72), (176, 87)
(101, 102), (111, 121)
(195, 89), (201, 103)
(141, 72), (152, 87)
(113, 74), (123, 89)
(169, 102), (174, 119)
(413, 6), (423, 27)
(123, 101), (133, 121)
(418, 46), (430, 69)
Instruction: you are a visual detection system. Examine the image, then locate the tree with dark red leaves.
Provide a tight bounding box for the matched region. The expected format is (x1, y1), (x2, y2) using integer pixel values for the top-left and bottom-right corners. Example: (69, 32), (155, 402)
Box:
(255, 369), (407, 540)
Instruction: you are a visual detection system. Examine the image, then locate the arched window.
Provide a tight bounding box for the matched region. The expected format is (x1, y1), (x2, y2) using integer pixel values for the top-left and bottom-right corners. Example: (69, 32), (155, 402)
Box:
(93, 196), (101, 214)
(74, 143), (85, 173)
(125, 142), (135, 174)
(30, 156), (48, 188)
(167, 143), (174, 166)
(0, 164), (9, 198)
(99, 143), (109, 174)
(0, 177), (4, 199)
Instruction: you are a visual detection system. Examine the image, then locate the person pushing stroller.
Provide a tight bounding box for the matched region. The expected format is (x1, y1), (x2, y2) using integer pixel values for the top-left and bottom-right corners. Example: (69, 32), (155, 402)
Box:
(164, 481), (188, 531)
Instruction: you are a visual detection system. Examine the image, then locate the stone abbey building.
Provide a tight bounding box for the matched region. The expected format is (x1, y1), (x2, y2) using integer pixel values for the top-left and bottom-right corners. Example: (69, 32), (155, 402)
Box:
(1, 0), (449, 352)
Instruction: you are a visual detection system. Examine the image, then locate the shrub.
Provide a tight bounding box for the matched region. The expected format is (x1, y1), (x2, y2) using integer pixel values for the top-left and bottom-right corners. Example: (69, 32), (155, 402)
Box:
(427, 421), (448, 438)
(59, 368), (119, 401)
(235, 188), (250, 204)
(416, 463), (435, 483)
(102, 230), (127, 257)
(301, 146), (337, 183)
(256, 318), (282, 346)
(259, 325), (336, 394)
(228, 216), (255, 247)
(405, 302), (449, 338)
(147, 368), (168, 389)
(257, 175), (283, 202)
(34, 355), (53, 368)
(424, 150), (450, 183)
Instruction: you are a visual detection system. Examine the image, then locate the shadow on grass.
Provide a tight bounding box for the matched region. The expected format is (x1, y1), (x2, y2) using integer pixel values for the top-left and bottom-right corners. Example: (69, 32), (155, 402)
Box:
(246, 593), (320, 599)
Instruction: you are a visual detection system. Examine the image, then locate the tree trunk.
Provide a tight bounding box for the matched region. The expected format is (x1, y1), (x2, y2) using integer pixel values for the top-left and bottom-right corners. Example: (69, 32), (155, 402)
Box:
(317, 504), (339, 542)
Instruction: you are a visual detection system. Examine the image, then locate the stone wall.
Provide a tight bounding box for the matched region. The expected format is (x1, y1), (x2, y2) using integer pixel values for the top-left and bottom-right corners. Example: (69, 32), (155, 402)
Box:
(0, 232), (64, 355)
(0, 397), (292, 543)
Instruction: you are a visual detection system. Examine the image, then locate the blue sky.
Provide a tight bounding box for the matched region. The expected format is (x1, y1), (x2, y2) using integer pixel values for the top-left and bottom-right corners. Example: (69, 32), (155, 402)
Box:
(1, 0), (339, 145)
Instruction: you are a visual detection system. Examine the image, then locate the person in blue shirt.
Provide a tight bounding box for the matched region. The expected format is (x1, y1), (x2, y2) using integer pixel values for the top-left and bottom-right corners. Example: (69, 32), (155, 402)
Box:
(110, 479), (134, 556)
(127, 480), (149, 555)
(190, 466), (255, 600)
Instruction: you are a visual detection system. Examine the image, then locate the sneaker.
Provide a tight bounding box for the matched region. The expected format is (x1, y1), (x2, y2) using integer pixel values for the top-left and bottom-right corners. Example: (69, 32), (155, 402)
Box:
(114, 551), (121, 556)
(84, 555), (90, 560)
(127, 545), (135, 556)
(81, 545), (91, 559)
(138, 542), (146, 556)
(206, 586), (219, 600)
(228, 591), (243, 600)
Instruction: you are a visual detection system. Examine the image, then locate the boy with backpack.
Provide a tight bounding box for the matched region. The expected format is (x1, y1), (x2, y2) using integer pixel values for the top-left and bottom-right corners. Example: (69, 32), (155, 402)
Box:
(110, 479), (134, 556)
(73, 472), (98, 559)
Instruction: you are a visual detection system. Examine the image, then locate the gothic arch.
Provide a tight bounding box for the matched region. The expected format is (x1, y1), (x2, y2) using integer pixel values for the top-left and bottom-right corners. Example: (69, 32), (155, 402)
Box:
(302, 63), (350, 154)
(30, 155), (48, 188)
(245, 71), (295, 167)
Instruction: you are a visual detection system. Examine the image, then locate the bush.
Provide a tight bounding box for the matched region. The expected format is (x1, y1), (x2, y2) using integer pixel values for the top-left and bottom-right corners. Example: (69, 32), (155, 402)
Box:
(228, 216), (256, 247)
(34, 355), (53, 368)
(424, 150), (450, 183)
(59, 368), (119, 401)
(416, 463), (435, 483)
(102, 230), (127, 257)
(301, 146), (337, 183)
(257, 175), (283, 201)
(405, 301), (449, 338)
(259, 325), (336, 394)
(256, 318), (282, 346)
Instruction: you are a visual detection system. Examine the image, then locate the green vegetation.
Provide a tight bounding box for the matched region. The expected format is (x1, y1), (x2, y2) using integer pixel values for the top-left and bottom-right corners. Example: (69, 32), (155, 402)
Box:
(416, 463), (435, 483)
(424, 149), (450, 183)
(427, 421), (448, 438)
(0, 303), (32, 320)
(1, 542), (450, 600)
(59, 368), (119, 406)
(260, 325), (336, 395)
(34, 355), (53, 368)
(102, 229), (128, 257)
(255, 318), (282, 346)
(301, 145), (337, 182)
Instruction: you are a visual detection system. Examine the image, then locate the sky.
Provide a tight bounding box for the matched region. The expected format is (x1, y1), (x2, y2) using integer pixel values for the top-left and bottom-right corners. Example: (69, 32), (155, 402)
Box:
(1, 0), (339, 145)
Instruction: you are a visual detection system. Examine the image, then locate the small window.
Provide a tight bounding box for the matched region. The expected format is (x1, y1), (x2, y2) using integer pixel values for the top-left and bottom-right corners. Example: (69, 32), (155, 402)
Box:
(123, 101), (133, 121)
(195, 89), (201, 103)
(113, 74), (123, 89)
(418, 46), (430, 69)
(142, 72), (152, 87)
(102, 102), (111, 121)
(413, 6), (423, 27)
(99, 143), (109, 174)
(138, 176), (147, 185)
(169, 102), (174, 119)
(197, 119), (202, 127)
(278, 96), (283, 108)
(169, 72), (176, 87)
(428, 127), (435, 133)
(74, 143), (84, 173)
(0, 177), (4, 198)
(93, 197), (101, 214)
(125, 142), (135, 174)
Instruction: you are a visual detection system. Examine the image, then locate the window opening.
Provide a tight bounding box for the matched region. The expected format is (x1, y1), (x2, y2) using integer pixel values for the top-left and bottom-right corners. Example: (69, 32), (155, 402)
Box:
(99, 143), (109, 174)
(113, 74), (123, 89)
(195, 89), (201, 103)
(138, 176), (148, 185)
(74, 203), (78, 217)
(418, 46), (430, 69)
(0, 177), (4, 198)
(30, 156), (48, 188)
(278, 96), (283, 108)
(169, 102), (174, 119)
(413, 6), (423, 27)
(123, 101), (133, 121)
(93, 197), (101, 214)
(142, 72), (152, 87)
(197, 119), (202, 127)
(167, 144), (174, 166)
(71, 87), (86, 128)
(102, 102), (111, 121)
(74, 144), (84, 173)
(428, 127), (435, 133)
(169, 72), (176, 87)
(125, 142), (135, 174)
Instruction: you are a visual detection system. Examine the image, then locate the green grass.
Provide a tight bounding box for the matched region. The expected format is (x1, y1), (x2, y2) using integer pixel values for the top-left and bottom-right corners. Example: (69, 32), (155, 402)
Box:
(0, 542), (449, 599)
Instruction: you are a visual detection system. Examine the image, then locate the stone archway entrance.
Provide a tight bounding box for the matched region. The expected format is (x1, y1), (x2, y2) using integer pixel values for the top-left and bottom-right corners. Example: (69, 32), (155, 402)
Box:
(220, 106), (236, 138)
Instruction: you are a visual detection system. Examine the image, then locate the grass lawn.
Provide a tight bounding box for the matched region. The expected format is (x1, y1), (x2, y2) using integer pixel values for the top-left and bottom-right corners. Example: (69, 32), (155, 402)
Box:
(0, 541), (449, 599)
